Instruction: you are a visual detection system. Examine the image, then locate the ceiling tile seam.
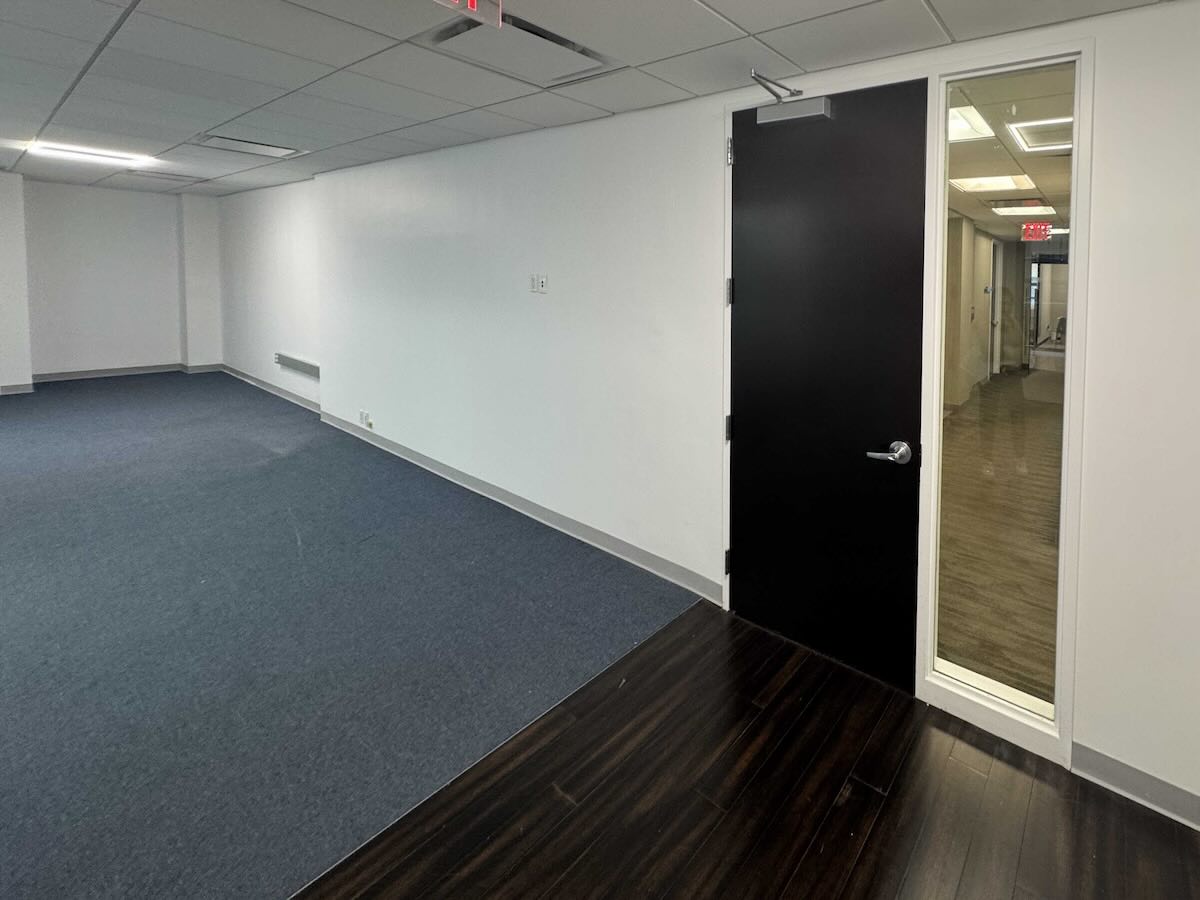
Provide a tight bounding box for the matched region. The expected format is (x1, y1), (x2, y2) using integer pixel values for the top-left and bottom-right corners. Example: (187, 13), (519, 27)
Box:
(276, 0), (446, 44)
(128, 8), (382, 71)
(10, 0), (146, 171)
(683, 0), (752, 37)
(479, 95), (612, 126)
(754, 0), (891, 42)
(364, 40), (549, 100)
(919, 0), (958, 43)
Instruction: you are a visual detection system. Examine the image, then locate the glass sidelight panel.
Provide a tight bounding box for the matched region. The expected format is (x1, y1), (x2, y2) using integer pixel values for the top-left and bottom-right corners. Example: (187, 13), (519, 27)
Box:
(936, 62), (1076, 715)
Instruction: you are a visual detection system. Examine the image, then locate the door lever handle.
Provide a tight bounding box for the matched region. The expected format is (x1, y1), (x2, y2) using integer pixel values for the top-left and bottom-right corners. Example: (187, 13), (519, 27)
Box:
(866, 441), (912, 465)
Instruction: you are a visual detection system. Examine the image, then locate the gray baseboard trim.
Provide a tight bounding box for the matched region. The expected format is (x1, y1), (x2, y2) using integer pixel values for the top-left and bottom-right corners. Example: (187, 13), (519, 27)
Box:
(1073, 743), (1200, 831)
(33, 363), (183, 383)
(218, 365), (321, 414)
(184, 364), (224, 374)
(0, 383), (35, 395)
(322, 411), (723, 604)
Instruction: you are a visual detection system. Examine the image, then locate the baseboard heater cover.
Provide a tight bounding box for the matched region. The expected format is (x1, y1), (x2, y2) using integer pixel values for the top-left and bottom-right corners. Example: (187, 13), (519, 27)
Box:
(274, 353), (319, 379)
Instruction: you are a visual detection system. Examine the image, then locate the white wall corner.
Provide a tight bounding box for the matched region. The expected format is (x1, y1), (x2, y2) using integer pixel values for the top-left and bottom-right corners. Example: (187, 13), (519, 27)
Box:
(0, 172), (34, 391)
(179, 194), (224, 368)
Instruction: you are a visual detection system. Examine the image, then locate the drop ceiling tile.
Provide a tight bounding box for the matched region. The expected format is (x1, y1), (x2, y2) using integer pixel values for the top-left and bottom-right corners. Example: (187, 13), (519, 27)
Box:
(552, 69), (693, 113)
(207, 164), (313, 189)
(93, 171), (199, 192)
(88, 48), (288, 108)
(154, 143), (268, 178)
(485, 92), (609, 127)
(304, 71), (468, 120)
(696, 0), (873, 34)
(0, 113), (45, 143)
(226, 108), (388, 146)
(503, 0), (744, 66)
(258, 92), (414, 134)
(947, 139), (1022, 178)
(38, 123), (181, 155)
(72, 73), (252, 122)
(175, 181), (241, 196)
(133, 0), (395, 67)
(55, 94), (220, 138)
(110, 13), (334, 88)
(283, 0), (456, 40)
(341, 130), (434, 155)
(352, 43), (538, 107)
(0, 53), (78, 93)
(642, 37), (801, 96)
(434, 109), (539, 139)
(390, 121), (481, 149)
(0, 0), (123, 42)
(0, 20), (96, 67)
(931, 0), (1154, 41)
(759, 0), (948, 71)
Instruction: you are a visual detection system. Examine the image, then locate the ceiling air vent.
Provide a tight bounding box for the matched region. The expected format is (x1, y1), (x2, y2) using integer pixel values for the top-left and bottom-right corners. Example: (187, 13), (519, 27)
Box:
(420, 17), (615, 87)
(194, 135), (301, 159)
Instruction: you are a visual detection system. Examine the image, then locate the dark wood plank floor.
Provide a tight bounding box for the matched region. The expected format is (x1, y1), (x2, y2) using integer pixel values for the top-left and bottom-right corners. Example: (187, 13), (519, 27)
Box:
(296, 601), (1198, 899)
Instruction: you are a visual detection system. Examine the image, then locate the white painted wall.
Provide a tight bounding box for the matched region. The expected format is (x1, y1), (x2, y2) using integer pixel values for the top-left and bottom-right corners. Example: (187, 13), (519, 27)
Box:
(179, 195), (223, 367)
(1071, 0), (1200, 798)
(219, 181), (320, 403)
(313, 100), (725, 580)
(24, 181), (182, 375)
(0, 172), (33, 390)
(215, 0), (1200, 800)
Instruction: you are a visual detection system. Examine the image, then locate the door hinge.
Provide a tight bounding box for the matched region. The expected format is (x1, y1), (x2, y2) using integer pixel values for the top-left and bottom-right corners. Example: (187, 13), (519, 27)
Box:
(725, 549), (731, 575)
(726, 137), (734, 166)
(726, 277), (734, 306)
(725, 414), (732, 441)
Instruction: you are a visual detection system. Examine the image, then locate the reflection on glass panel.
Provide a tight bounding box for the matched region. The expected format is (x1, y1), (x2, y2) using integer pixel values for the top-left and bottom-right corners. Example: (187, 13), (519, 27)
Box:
(936, 62), (1076, 714)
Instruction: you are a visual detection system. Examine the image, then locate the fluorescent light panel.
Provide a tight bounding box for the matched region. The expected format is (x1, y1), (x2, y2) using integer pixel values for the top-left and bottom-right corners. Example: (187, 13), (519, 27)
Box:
(993, 205), (1056, 217)
(1050, 227), (1070, 234)
(948, 105), (994, 142)
(1007, 117), (1073, 153)
(26, 141), (156, 167)
(950, 174), (1035, 193)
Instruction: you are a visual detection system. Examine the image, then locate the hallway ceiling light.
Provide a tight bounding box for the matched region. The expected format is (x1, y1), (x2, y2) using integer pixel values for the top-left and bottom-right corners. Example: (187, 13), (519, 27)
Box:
(992, 204), (1056, 216)
(950, 174), (1035, 192)
(948, 106), (994, 142)
(1006, 117), (1073, 153)
(25, 141), (157, 167)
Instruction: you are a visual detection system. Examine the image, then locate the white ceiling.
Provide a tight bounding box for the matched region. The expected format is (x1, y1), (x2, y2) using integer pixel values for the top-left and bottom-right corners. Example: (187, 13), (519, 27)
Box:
(0, 0), (1157, 196)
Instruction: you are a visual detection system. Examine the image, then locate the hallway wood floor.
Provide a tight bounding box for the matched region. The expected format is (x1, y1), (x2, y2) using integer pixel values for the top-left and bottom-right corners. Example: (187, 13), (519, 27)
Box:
(296, 601), (1199, 899)
(938, 369), (1064, 702)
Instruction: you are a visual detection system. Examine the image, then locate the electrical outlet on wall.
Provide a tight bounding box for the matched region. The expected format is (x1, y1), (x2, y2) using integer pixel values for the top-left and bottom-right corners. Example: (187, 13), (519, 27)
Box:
(529, 274), (538, 292)
(536, 274), (549, 294)
(358, 409), (374, 430)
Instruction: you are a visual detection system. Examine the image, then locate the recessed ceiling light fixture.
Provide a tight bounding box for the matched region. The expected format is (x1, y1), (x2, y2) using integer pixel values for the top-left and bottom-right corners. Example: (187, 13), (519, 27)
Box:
(948, 105), (994, 142)
(992, 204), (1057, 217)
(26, 141), (157, 167)
(1006, 117), (1073, 153)
(950, 174), (1036, 193)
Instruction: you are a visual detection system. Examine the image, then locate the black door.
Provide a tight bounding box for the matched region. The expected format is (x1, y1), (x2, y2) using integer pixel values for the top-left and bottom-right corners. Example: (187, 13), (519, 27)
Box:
(730, 79), (927, 692)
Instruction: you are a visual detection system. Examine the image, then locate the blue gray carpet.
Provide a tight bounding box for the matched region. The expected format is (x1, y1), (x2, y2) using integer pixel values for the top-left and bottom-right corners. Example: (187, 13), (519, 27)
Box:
(0, 373), (697, 899)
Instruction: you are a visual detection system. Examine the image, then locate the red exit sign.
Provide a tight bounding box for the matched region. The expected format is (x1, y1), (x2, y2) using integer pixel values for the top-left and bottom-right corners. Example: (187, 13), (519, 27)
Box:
(1021, 221), (1053, 242)
(435, 0), (502, 28)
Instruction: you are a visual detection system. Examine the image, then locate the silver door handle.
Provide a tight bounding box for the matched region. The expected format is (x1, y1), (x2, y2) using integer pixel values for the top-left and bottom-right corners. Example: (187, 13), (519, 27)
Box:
(866, 441), (912, 464)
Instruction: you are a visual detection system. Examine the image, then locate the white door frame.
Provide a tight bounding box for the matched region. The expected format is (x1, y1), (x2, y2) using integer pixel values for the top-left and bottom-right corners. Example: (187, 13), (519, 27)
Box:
(719, 38), (1095, 767)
